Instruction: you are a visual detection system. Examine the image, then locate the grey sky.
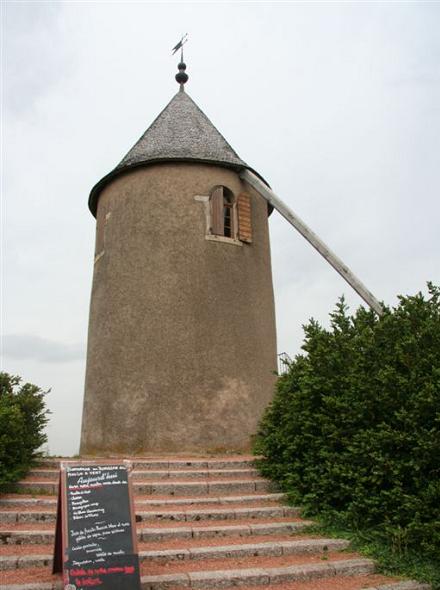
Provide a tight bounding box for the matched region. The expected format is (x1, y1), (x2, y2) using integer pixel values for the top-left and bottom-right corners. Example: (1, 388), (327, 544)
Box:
(2, 1), (439, 456)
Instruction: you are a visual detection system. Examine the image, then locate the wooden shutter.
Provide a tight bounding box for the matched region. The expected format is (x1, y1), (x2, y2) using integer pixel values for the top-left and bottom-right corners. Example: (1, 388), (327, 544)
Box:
(237, 192), (252, 243)
(210, 187), (224, 235)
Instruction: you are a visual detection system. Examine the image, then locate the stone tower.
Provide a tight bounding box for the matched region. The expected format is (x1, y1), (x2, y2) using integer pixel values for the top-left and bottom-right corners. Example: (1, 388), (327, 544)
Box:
(80, 69), (277, 455)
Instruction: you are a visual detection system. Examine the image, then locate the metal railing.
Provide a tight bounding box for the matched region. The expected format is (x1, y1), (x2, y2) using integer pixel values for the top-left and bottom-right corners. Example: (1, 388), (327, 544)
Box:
(277, 352), (292, 375)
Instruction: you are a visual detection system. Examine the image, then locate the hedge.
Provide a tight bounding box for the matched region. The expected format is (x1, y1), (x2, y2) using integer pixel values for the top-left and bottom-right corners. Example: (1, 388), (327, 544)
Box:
(0, 372), (50, 490)
(254, 283), (440, 557)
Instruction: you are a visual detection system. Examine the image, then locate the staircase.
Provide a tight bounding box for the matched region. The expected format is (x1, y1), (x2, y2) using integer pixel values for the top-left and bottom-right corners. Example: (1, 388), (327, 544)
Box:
(0, 454), (429, 589)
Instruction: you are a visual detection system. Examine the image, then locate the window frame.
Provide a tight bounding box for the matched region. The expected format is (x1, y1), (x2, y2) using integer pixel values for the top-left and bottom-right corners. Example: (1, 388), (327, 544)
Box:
(209, 185), (238, 241)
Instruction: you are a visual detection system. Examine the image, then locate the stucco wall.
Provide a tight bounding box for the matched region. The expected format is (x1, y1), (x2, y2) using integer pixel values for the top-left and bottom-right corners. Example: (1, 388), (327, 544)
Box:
(80, 163), (277, 454)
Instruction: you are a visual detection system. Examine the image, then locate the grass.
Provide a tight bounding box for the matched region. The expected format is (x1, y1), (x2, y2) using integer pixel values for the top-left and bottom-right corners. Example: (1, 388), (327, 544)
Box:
(303, 519), (440, 589)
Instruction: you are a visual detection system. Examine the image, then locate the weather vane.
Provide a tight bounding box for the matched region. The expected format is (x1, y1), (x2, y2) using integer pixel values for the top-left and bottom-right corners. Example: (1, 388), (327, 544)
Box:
(172, 33), (188, 62)
(172, 34), (189, 89)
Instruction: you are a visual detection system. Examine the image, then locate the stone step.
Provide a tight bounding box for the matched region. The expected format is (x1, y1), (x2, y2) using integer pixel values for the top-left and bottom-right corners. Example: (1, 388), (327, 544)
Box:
(23, 470), (58, 480)
(14, 478), (275, 496)
(140, 505), (300, 523)
(0, 511), (56, 524)
(26, 467), (261, 480)
(0, 492), (285, 508)
(141, 492), (285, 506)
(3, 454), (430, 590)
(0, 498), (58, 507)
(135, 479), (275, 495)
(0, 575), (430, 590)
(37, 457), (257, 470)
(203, 582), (432, 590)
(141, 558), (377, 588)
(12, 481), (59, 494)
(0, 555), (373, 587)
(166, 580), (432, 590)
(0, 537), (349, 571)
(0, 504), (300, 525)
(3, 558), (376, 590)
(132, 468), (261, 480)
(0, 519), (312, 545)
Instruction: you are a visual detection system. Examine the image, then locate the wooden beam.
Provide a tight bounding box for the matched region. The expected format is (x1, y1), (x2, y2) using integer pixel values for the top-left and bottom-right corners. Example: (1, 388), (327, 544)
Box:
(240, 169), (384, 316)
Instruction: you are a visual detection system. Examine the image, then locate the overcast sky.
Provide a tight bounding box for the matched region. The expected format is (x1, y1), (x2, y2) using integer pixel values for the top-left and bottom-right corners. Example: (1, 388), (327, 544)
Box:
(2, 1), (439, 456)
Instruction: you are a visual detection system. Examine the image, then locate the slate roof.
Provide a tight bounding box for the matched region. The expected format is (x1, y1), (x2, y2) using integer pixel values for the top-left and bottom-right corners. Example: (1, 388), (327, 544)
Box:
(88, 90), (268, 216)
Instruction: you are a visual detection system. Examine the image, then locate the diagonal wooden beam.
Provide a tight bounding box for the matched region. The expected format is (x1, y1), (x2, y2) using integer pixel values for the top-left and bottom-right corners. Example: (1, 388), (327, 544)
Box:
(240, 169), (384, 316)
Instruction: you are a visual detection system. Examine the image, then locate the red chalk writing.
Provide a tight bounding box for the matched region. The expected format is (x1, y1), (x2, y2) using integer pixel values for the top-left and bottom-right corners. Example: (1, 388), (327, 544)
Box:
(75, 577), (102, 587)
(71, 565), (135, 576)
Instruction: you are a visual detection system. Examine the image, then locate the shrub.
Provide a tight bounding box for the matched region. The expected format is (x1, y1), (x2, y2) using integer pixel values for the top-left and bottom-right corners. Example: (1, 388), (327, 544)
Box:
(0, 372), (50, 490)
(255, 283), (440, 557)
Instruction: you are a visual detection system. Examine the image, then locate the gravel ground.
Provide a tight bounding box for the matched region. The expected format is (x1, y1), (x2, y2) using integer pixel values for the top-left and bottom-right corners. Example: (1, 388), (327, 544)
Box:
(193, 575), (400, 590)
(139, 551), (362, 575)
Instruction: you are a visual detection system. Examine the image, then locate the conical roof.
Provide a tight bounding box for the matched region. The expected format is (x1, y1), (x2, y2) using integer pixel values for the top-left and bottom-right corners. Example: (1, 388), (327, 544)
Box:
(88, 90), (268, 216)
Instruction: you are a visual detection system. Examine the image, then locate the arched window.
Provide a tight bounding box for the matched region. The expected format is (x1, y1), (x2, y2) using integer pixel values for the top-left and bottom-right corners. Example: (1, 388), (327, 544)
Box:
(223, 191), (234, 238)
(210, 186), (236, 238)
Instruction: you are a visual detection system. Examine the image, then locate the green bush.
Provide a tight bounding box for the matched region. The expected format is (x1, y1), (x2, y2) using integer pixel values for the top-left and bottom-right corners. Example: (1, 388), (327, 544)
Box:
(0, 372), (50, 490)
(255, 283), (440, 558)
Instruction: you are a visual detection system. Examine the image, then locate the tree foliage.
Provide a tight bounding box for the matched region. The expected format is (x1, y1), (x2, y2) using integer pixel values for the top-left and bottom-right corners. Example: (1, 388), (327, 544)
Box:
(255, 283), (440, 557)
(0, 372), (50, 490)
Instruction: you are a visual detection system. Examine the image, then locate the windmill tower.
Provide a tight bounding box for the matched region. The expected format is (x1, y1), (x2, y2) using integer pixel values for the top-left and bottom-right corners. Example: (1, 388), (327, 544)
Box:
(80, 61), (278, 455)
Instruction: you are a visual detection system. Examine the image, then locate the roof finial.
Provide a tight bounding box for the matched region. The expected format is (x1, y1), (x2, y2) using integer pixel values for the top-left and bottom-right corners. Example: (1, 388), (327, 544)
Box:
(172, 34), (189, 91)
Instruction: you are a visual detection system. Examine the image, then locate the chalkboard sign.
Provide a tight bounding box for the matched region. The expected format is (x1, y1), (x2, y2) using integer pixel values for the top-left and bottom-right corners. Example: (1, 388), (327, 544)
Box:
(53, 462), (141, 590)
